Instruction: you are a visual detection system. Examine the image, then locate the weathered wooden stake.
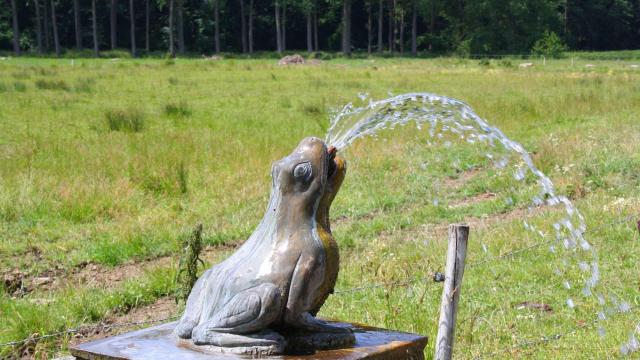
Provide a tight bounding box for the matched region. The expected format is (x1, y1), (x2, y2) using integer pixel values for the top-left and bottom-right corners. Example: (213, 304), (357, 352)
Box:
(435, 224), (470, 360)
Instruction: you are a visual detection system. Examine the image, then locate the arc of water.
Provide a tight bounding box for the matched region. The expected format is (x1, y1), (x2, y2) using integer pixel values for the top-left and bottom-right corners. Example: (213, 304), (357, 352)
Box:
(325, 93), (635, 355)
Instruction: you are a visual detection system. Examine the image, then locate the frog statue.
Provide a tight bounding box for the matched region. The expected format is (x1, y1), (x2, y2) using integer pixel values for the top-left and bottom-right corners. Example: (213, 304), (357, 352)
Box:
(174, 137), (353, 355)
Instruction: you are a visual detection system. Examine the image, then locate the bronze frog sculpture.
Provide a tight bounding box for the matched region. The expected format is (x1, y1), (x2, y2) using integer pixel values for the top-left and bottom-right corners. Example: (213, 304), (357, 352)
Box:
(175, 137), (352, 355)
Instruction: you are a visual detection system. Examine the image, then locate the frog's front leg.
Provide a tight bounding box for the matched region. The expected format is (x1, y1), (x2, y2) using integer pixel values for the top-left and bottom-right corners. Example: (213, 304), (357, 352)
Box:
(284, 257), (352, 334)
(191, 283), (283, 347)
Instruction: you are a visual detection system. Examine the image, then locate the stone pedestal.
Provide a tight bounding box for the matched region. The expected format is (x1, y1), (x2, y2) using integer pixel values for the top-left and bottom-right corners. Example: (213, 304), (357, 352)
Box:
(70, 321), (427, 360)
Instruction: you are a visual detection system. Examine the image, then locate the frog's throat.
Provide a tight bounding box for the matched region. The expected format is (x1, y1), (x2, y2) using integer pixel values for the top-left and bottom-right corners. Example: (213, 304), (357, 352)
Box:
(316, 156), (346, 235)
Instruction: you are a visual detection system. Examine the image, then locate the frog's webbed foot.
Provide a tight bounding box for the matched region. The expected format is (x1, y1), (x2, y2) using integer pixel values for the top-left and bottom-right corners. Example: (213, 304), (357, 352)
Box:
(191, 329), (286, 355)
(192, 283), (283, 347)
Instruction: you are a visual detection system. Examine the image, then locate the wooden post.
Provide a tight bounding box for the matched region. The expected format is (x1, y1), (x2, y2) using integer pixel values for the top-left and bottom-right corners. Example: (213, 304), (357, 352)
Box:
(435, 224), (469, 360)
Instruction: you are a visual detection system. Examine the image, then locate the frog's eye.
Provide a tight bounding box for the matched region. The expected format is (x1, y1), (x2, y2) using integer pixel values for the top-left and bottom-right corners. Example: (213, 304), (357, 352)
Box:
(293, 162), (313, 182)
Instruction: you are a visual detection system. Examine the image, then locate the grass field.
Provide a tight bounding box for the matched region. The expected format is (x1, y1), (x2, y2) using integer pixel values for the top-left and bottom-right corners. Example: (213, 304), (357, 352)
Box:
(1, 55), (639, 359)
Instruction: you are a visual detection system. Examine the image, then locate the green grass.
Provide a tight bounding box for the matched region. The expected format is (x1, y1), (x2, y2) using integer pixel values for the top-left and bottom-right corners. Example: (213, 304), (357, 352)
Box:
(0, 55), (639, 358)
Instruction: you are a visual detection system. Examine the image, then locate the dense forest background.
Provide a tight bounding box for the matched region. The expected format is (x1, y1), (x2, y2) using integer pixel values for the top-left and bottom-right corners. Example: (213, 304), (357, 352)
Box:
(2, 0), (640, 57)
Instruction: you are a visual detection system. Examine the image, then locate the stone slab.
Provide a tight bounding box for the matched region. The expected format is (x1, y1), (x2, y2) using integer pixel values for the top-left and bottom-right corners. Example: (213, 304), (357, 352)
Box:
(70, 321), (427, 360)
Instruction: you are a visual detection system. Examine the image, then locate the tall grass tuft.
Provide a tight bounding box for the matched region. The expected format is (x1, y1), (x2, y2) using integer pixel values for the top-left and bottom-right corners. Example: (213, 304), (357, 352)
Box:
(299, 102), (323, 116)
(11, 70), (31, 80)
(175, 224), (204, 303)
(164, 101), (192, 117)
(74, 78), (96, 93)
(105, 108), (145, 132)
(177, 161), (189, 194)
(35, 79), (70, 91)
(13, 81), (27, 92)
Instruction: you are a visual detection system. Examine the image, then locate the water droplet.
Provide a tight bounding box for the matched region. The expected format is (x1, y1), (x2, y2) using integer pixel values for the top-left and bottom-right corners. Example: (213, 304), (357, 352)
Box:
(580, 240), (592, 251)
(621, 345), (629, 355)
(567, 298), (575, 308)
(598, 327), (606, 338)
(619, 302), (631, 313)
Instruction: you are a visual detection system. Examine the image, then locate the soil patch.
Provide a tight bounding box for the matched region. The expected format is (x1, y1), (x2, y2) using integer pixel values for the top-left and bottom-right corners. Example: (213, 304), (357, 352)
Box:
(2, 246), (231, 297)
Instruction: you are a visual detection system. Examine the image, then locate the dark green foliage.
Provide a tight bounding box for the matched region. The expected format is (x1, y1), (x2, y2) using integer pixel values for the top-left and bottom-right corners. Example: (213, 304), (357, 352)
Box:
(498, 59), (513, 68)
(532, 31), (567, 58)
(164, 101), (192, 117)
(99, 50), (132, 59)
(2, 0), (639, 56)
(13, 81), (26, 92)
(105, 108), (145, 132)
(175, 224), (204, 303)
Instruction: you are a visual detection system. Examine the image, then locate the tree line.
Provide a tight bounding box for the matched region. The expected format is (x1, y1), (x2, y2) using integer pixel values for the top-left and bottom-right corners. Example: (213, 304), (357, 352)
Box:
(2, 0), (639, 57)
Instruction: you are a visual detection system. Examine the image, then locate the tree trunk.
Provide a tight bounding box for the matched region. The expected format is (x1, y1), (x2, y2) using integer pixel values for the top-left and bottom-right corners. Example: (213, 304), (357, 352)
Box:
(377, 0), (383, 53)
(564, 0), (569, 40)
(248, 0), (254, 53)
(411, 0), (417, 56)
(111, 0), (117, 49)
(458, 0), (464, 41)
(399, 9), (404, 55)
(239, 0), (247, 53)
(429, 0), (434, 51)
(92, 0), (99, 56)
(35, 0), (43, 54)
(51, 0), (60, 56)
(44, 0), (51, 51)
(214, 0), (220, 53)
(129, 0), (136, 57)
(282, 4), (286, 51)
(388, 0), (393, 53)
(169, 0), (175, 57)
(313, 10), (318, 51)
(342, 0), (351, 55)
(10, 0), (19, 55)
(275, 1), (282, 52)
(367, 1), (372, 55)
(145, 0), (150, 52)
(177, 0), (185, 54)
(74, 0), (82, 50)
(306, 11), (313, 52)
(391, 0), (398, 53)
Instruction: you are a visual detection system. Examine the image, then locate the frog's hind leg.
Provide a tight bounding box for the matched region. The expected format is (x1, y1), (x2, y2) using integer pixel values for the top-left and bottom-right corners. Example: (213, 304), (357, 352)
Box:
(192, 283), (284, 349)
